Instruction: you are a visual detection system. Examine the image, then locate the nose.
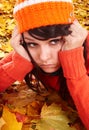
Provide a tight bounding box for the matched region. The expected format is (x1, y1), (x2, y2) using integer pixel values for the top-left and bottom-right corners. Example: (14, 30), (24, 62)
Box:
(40, 46), (51, 62)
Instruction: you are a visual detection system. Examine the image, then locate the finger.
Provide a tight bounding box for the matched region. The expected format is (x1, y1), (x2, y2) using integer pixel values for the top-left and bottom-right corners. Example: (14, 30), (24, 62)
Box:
(12, 26), (19, 38)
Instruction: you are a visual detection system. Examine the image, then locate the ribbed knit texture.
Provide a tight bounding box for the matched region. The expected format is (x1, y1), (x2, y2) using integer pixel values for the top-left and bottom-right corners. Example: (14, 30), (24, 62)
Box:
(59, 46), (89, 130)
(13, 0), (75, 33)
(2, 51), (33, 80)
(59, 47), (86, 79)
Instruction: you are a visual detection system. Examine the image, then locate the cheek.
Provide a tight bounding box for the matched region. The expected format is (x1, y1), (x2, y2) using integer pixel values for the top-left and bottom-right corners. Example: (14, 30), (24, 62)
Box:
(57, 43), (63, 51)
(53, 47), (61, 63)
(51, 48), (59, 61)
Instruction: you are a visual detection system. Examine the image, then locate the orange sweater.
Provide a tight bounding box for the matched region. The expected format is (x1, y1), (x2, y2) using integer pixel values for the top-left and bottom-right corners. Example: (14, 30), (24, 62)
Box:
(0, 34), (89, 129)
(0, 51), (33, 91)
(59, 34), (89, 129)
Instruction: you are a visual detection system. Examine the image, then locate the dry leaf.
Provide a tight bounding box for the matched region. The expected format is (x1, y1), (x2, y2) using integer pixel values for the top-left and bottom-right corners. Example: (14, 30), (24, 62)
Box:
(0, 118), (6, 130)
(1, 106), (22, 130)
(30, 103), (76, 130)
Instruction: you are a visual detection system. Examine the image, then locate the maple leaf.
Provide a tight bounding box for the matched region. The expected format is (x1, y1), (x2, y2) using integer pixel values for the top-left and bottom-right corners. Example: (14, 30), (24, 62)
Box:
(1, 106), (22, 130)
(30, 103), (76, 130)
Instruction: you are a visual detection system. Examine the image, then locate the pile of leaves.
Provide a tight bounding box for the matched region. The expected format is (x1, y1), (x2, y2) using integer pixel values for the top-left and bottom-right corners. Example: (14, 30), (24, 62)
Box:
(0, 82), (86, 130)
(73, 0), (89, 30)
(0, 0), (15, 58)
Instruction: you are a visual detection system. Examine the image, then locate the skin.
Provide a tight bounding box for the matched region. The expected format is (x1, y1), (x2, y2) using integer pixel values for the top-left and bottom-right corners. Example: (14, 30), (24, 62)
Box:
(23, 33), (63, 73)
(62, 20), (88, 50)
(11, 20), (88, 73)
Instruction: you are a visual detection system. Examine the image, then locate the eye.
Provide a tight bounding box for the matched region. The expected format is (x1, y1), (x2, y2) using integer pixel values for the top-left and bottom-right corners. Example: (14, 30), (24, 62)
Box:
(26, 42), (38, 48)
(50, 38), (62, 45)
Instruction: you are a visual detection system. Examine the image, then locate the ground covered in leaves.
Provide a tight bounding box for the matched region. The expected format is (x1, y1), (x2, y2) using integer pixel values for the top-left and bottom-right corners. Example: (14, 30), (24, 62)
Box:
(0, 0), (89, 130)
(0, 83), (86, 130)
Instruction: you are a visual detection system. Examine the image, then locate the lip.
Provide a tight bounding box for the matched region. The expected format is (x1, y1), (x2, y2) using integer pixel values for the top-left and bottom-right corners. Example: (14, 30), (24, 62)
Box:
(40, 64), (56, 68)
(39, 63), (60, 73)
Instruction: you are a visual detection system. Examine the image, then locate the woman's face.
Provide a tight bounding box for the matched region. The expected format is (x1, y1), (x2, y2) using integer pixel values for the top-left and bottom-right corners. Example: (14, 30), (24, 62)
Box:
(23, 32), (64, 73)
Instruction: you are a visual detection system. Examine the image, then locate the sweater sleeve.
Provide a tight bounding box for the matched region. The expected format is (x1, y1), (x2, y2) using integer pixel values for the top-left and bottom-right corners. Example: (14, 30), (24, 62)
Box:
(0, 51), (33, 92)
(59, 47), (89, 130)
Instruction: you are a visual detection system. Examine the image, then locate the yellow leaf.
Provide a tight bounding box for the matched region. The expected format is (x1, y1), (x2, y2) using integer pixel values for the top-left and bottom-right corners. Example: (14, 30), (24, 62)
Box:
(1, 107), (22, 130)
(31, 103), (76, 130)
(0, 51), (5, 59)
(1, 42), (13, 53)
(0, 117), (6, 129)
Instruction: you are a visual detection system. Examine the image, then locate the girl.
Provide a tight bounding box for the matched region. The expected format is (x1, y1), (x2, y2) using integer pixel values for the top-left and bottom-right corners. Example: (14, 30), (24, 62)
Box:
(0, 0), (89, 129)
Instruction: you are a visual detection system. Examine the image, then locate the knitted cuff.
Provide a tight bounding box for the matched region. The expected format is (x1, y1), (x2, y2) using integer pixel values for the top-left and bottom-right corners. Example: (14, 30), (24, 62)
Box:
(59, 47), (87, 79)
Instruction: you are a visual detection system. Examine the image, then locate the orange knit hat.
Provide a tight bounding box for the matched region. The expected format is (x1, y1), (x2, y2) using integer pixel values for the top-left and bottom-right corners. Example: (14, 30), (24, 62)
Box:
(13, 0), (75, 33)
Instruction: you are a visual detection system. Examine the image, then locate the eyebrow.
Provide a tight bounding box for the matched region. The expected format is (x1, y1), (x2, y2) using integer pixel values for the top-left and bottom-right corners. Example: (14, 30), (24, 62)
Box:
(24, 37), (35, 41)
(24, 36), (62, 42)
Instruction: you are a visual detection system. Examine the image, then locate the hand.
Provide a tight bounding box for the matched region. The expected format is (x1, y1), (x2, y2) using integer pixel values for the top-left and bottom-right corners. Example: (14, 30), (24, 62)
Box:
(62, 20), (88, 51)
(10, 26), (31, 61)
